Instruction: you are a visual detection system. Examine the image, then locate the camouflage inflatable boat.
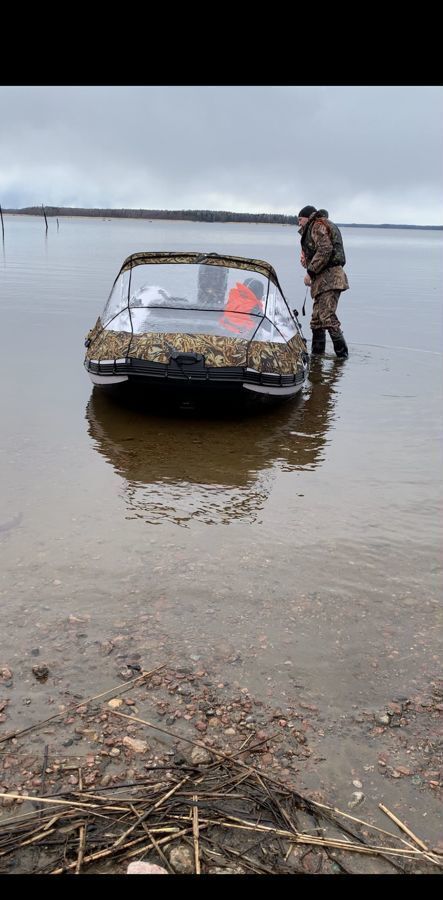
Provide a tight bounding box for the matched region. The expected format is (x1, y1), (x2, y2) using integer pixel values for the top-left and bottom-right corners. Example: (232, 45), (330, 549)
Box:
(84, 251), (309, 404)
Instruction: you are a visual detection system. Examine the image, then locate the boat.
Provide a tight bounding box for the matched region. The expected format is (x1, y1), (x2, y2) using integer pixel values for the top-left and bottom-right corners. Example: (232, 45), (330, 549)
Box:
(84, 251), (309, 406)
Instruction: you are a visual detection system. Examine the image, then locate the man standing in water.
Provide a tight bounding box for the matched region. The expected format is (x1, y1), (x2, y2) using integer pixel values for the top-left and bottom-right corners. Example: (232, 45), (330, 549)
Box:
(298, 205), (349, 358)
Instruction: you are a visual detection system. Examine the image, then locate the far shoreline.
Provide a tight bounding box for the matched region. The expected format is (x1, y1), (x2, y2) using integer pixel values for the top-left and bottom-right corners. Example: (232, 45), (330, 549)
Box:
(2, 209), (442, 231)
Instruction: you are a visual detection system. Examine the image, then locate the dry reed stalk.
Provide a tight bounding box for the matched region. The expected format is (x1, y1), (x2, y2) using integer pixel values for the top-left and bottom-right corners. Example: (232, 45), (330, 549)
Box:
(192, 794), (201, 874)
(128, 803), (173, 873)
(110, 776), (191, 851)
(52, 825), (193, 874)
(75, 824), (87, 874)
(0, 792), (126, 812)
(0, 665), (164, 744)
(379, 803), (441, 866)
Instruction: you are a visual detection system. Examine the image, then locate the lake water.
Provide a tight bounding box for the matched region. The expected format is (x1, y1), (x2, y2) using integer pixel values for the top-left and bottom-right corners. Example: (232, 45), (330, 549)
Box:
(0, 215), (442, 846)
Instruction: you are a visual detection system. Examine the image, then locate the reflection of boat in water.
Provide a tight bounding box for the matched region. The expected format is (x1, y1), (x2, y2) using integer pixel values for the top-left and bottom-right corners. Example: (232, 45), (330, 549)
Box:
(84, 251), (309, 408)
(85, 358), (344, 525)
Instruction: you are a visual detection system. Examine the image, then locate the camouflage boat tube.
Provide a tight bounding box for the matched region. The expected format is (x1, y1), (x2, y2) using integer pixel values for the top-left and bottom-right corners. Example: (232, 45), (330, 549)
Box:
(84, 251), (309, 402)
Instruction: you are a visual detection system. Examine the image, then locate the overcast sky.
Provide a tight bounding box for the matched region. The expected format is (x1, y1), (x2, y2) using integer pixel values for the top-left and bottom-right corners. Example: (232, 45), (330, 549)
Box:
(0, 85), (442, 225)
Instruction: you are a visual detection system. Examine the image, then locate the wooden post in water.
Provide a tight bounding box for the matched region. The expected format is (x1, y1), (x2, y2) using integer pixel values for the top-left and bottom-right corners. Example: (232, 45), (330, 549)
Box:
(0, 204), (4, 240)
(57, 218), (59, 231)
(42, 205), (48, 233)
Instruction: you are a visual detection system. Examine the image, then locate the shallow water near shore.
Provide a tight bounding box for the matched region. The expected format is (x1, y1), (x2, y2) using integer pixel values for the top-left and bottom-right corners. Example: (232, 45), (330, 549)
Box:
(0, 215), (442, 855)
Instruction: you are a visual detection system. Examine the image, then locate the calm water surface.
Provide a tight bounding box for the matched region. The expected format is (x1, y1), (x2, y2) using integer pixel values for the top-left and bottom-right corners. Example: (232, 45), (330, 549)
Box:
(1, 216), (442, 842)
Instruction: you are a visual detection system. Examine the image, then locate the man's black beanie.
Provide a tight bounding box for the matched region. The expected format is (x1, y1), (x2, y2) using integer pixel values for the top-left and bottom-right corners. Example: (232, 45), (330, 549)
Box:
(298, 205), (317, 218)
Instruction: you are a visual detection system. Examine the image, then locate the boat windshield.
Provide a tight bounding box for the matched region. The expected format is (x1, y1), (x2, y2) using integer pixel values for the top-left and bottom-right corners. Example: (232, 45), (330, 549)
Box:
(101, 263), (298, 343)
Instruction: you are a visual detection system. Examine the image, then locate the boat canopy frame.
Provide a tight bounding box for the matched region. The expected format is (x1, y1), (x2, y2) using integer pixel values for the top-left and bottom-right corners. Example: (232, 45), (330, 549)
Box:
(117, 251), (282, 287)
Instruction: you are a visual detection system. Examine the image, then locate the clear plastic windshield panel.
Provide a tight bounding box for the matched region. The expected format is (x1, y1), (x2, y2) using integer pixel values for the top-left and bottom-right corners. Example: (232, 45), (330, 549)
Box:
(101, 263), (296, 342)
(261, 284), (298, 342)
(102, 269), (131, 325)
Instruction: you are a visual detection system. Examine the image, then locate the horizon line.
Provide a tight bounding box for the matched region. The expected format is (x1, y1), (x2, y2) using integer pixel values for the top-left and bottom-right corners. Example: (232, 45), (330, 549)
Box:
(2, 206), (442, 229)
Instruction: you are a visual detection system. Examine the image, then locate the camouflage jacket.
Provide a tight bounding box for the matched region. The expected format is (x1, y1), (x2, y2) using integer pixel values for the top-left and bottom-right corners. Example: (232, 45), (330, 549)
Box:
(300, 209), (349, 299)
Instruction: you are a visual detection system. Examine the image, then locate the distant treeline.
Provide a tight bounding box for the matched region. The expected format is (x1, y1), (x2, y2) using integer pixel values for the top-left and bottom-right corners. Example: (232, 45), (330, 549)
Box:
(337, 223), (443, 230)
(5, 206), (298, 225)
(3, 207), (442, 229)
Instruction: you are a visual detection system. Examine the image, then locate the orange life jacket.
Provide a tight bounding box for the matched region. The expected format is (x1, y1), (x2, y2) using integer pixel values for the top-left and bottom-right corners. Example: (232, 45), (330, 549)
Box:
(220, 282), (264, 334)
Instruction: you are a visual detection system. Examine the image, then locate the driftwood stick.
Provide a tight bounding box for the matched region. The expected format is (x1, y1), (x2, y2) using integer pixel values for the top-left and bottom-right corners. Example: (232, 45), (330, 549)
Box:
(38, 744), (49, 814)
(308, 797), (420, 875)
(379, 803), (429, 852)
(124, 827), (196, 863)
(0, 793), (126, 812)
(51, 826), (191, 874)
(111, 710), (287, 789)
(75, 824), (87, 874)
(167, 812), (433, 861)
(192, 795), (201, 874)
(0, 806), (65, 830)
(128, 803), (173, 873)
(200, 835), (274, 875)
(109, 711), (310, 806)
(378, 803), (441, 865)
(0, 665), (164, 744)
(0, 827), (57, 857)
(310, 800), (409, 842)
(110, 776), (191, 851)
(110, 709), (218, 753)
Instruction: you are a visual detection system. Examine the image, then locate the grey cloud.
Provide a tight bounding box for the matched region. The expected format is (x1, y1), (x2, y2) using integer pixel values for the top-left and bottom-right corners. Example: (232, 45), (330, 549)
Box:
(0, 86), (441, 223)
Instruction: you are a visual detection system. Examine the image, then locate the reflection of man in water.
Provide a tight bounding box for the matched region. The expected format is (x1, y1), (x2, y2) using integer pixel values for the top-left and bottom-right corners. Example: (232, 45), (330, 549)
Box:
(298, 356), (345, 465)
(220, 278), (264, 334)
